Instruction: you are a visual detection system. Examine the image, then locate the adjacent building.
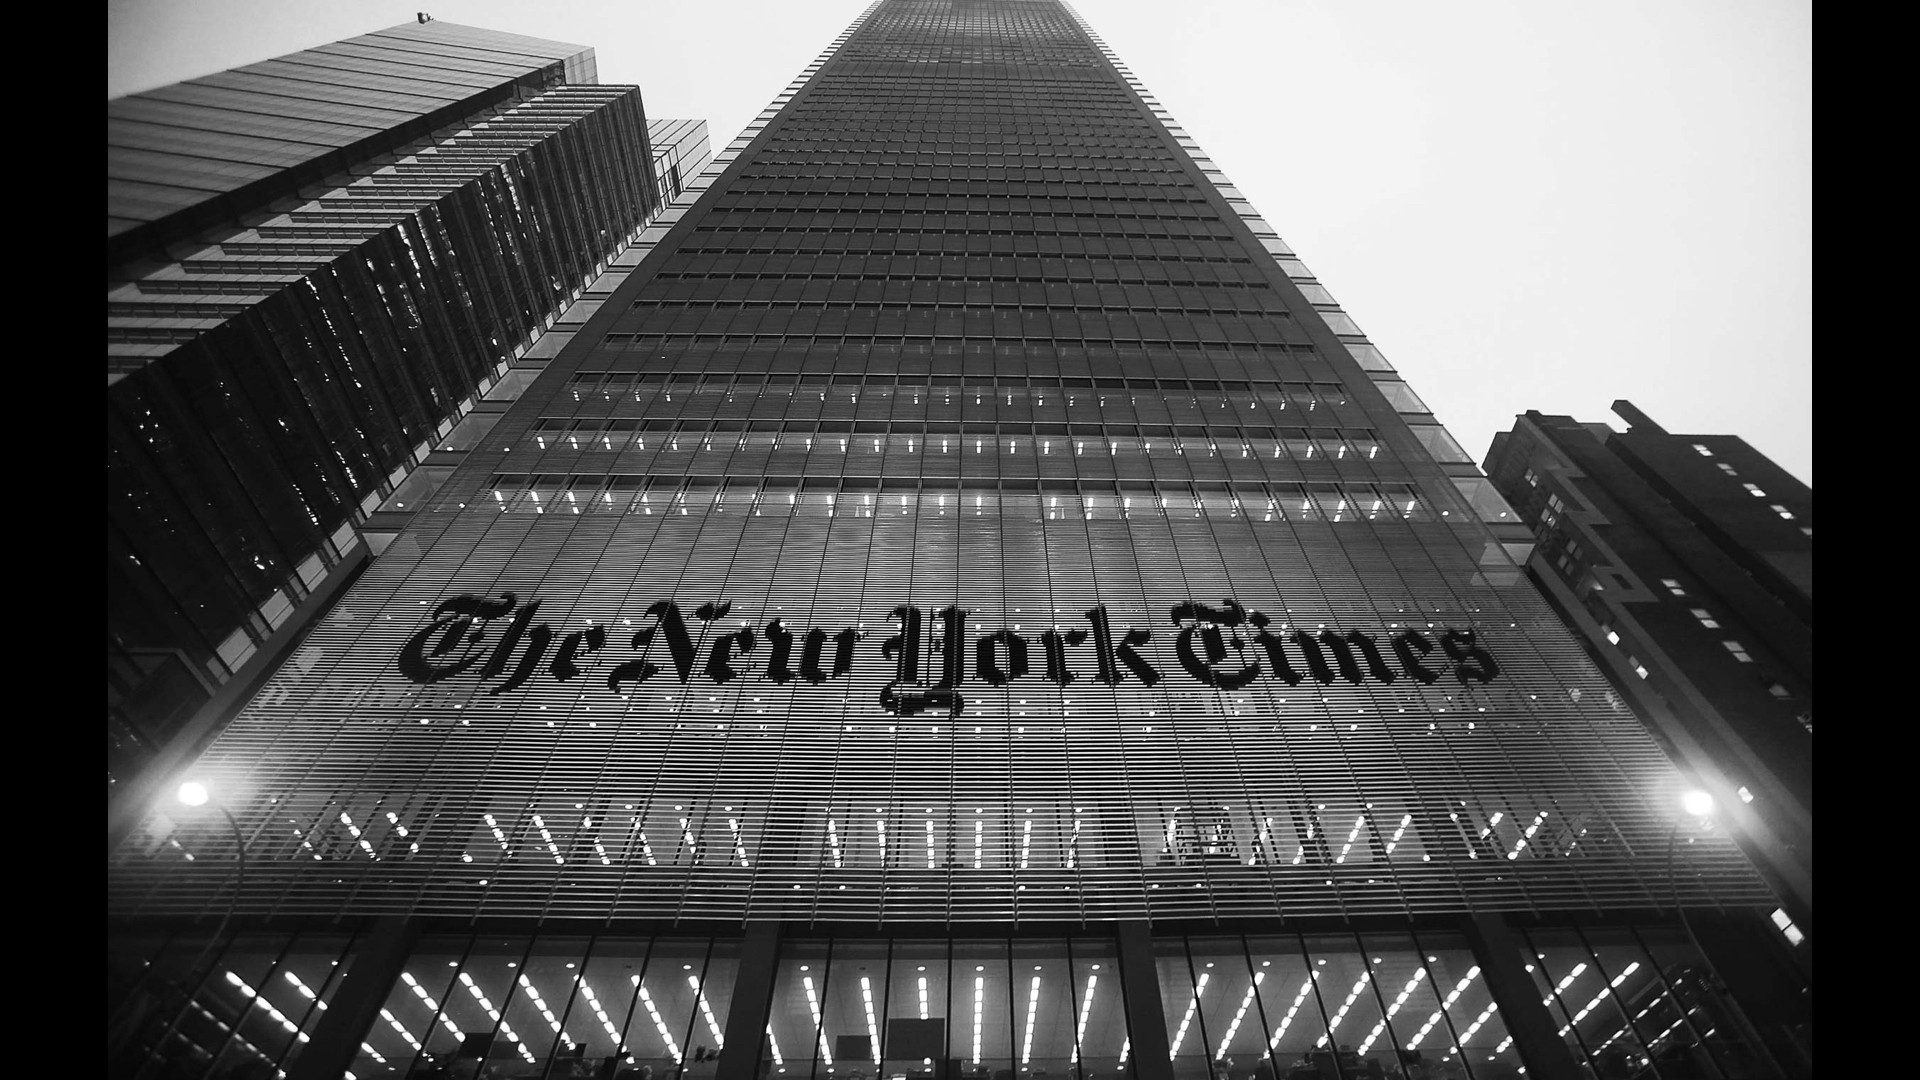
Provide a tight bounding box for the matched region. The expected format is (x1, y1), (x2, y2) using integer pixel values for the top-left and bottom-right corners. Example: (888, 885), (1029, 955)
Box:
(109, 6), (1811, 1080)
(108, 20), (710, 805)
(1483, 403), (1812, 915)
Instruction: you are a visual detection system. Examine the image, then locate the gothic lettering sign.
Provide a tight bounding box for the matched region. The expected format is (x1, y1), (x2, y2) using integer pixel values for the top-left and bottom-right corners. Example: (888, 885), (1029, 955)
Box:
(398, 594), (1498, 715)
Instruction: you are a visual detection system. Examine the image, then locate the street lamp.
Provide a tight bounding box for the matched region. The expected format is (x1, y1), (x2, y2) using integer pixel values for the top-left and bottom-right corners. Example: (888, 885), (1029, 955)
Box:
(129, 780), (255, 1074)
(1660, 788), (1786, 1079)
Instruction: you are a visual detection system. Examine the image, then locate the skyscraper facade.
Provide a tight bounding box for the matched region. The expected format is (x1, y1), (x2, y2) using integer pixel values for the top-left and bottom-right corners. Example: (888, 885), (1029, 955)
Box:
(109, 5), (1810, 1079)
(108, 21), (709, 804)
(1484, 403), (1812, 915)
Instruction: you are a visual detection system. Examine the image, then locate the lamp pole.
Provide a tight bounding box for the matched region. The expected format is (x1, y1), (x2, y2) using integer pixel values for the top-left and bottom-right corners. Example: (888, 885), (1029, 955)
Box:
(124, 780), (255, 1079)
(1662, 790), (1784, 1080)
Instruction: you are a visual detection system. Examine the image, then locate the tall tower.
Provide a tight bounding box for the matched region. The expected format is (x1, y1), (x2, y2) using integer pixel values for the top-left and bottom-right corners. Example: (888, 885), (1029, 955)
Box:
(108, 21), (710, 804)
(109, 5), (1810, 1080)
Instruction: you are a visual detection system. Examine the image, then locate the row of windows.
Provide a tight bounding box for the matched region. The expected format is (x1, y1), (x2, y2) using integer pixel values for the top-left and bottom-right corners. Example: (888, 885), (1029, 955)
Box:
(564, 370), (1344, 396)
(517, 427), (1385, 465)
(533, 417), (1372, 440)
(555, 378), (1360, 422)
(668, 248), (1257, 267)
(688, 222), (1239, 241)
(473, 476), (1433, 522)
(630, 296), (1286, 319)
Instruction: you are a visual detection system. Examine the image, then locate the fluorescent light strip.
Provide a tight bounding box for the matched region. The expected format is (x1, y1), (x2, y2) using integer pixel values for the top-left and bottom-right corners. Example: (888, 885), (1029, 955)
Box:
(1357, 968), (1428, 1056)
(1167, 972), (1208, 1057)
(1316, 972), (1370, 1047)
(1072, 974), (1097, 1063)
(579, 980), (624, 1054)
(690, 975), (725, 1048)
(827, 819), (843, 868)
(634, 979), (683, 1063)
(729, 815), (750, 866)
(1443, 1002), (1498, 1055)
(1268, 975), (1317, 1049)
(1556, 961), (1640, 1035)
(633, 817), (658, 866)
(583, 813), (610, 865)
(1020, 976), (1042, 1064)
(378, 1007), (424, 1052)
(1118, 1037), (1130, 1065)
(1407, 967), (1480, 1051)
(1215, 972), (1264, 1059)
(519, 973), (576, 1048)
(1508, 811), (1548, 860)
(398, 971), (463, 1040)
(1335, 815), (1365, 863)
(225, 971), (314, 1047)
(862, 976), (882, 1064)
(803, 975), (832, 1064)
(1384, 814), (1412, 855)
(919, 976), (930, 1021)
(339, 812), (379, 860)
(483, 813), (511, 855)
(973, 976), (986, 1064)
(766, 1025), (785, 1066)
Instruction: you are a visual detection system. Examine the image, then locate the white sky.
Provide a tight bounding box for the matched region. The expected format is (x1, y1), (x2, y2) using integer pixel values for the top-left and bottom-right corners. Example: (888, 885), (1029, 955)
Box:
(110, 0), (1812, 483)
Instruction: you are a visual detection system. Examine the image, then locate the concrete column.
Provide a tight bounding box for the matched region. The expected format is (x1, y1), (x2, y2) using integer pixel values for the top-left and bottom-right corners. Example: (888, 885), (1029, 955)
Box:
(716, 922), (786, 1080)
(1459, 914), (1581, 1080)
(1114, 921), (1174, 1080)
(287, 916), (419, 1080)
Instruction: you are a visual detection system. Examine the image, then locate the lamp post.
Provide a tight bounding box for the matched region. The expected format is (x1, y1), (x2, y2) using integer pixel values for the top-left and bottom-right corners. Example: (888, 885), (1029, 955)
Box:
(175, 780), (251, 953)
(122, 779), (256, 1079)
(1661, 789), (1786, 1080)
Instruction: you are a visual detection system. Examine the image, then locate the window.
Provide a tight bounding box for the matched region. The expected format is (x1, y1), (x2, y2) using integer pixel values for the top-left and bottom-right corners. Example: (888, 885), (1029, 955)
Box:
(1660, 578), (1686, 597)
(1799, 525), (1812, 537)
(1689, 608), (1720, 628)
(1523, 467), (1539, 488)
(1722, 640), (1754, 663)
(1771, 504), (1795, 520)
(1629, 657), (1649, 679)
(1738, 786), (1754, 803)
(1742, 482), (1767, 498)
(1692, 443), (1713, 456)
(1602, 625), (1620, 645)
(1717, 462), (1738, 476)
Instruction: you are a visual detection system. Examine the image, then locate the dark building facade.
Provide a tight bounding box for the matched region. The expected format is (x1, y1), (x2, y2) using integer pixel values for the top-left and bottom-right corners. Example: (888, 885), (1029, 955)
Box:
(109, 6), (1810, 1080)
(108, 21), (710, 804)
(1483, 403), (1812, 916)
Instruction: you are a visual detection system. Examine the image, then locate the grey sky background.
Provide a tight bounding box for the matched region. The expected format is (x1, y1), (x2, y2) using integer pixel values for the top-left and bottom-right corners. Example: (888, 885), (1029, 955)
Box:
(109, 0), (1812, 484)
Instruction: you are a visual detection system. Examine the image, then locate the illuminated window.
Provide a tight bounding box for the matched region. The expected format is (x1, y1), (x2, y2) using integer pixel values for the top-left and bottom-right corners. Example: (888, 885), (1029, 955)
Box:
(1523, 468), (1539, 487)
(1716, 462), (1738, 476)
(1692, 444), (1712, 456)
(1767, 682), (1792, 699)
(1771, 504), (1795, 519)
(1660, 578), (1686, 597)
(1630, 658), (1649, 679)
(1601, 624), (1620, 645)
(1722, 640), (1754, 663)
(1799, 525), (1812, 537)
(1689, 608), (1719, 628)
(1742, 482), (1767, 498)
(1738, 786), (1754, 803)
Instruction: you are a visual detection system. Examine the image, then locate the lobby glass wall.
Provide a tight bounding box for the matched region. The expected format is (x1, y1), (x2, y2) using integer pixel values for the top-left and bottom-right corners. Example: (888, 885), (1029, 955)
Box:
(112, 921), (1804, 1079)
(1157, 933), (1514, 1080)
(108, 931), (357, 1079)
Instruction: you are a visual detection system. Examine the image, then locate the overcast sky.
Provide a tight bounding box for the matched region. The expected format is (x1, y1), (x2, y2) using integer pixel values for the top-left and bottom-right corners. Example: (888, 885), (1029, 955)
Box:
(110, 0), (1812, 484)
